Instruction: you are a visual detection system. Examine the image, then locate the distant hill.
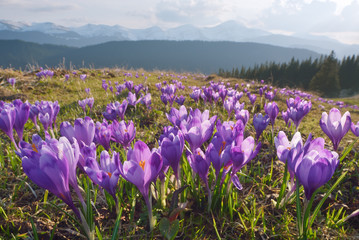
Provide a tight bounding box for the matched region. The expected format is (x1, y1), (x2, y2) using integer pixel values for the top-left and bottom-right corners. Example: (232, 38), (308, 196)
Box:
(0, 40), (320, 74)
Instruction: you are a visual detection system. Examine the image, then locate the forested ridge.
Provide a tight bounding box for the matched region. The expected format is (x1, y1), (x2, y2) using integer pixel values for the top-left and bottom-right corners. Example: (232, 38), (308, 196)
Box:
(219, 51), (359, 97)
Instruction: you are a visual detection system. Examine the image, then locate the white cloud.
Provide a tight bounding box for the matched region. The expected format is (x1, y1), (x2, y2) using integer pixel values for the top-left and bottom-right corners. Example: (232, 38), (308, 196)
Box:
(0, 0), (358, 43)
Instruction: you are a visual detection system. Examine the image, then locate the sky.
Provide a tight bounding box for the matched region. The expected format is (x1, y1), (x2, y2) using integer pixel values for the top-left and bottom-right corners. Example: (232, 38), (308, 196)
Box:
(0, 0), (359, 44)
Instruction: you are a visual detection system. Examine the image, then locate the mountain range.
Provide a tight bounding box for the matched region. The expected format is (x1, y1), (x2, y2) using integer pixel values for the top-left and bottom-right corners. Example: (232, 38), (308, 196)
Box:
(1, 20), (358, 58)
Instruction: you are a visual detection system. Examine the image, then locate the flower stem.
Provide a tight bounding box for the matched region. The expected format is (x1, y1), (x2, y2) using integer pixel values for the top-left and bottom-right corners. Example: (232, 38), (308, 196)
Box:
(145, 194), (154, 231)
(160, 178), (166, 208)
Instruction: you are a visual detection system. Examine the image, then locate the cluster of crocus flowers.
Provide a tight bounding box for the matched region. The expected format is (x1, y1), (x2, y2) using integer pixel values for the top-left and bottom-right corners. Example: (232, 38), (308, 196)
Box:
(84, 150), (121, 203)
(284, 96), (312, 131)
(18, 135), (82, 219)
(0, 100), (31, 149)
(178, 107), (217, 152)
(275, 131), (339, 200)
(78, 97), (94, 115)
(103, 99), (128, 121)
(36, 69), (54, 79)
(160, 84), (177, 107)
(37, 101), (60, 135)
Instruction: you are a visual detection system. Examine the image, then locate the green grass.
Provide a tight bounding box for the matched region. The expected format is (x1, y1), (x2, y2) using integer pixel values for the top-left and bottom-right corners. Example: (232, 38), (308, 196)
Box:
(0, 67), (359, 239)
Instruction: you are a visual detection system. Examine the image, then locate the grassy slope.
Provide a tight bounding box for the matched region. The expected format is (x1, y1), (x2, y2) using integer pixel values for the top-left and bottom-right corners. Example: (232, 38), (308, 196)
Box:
(0, 68), (358, 239)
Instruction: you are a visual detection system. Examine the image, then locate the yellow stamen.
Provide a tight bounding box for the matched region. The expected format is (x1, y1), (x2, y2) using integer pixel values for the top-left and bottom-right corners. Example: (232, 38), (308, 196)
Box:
(287, 147), (291, 150)
(139, 160), (145, 170)
(125, 129), (128, 132)
(107, 172), (112, 178)
(32, 143), (38, 153)
(219, 141), (226, 156)
(60, 193), (66, 200)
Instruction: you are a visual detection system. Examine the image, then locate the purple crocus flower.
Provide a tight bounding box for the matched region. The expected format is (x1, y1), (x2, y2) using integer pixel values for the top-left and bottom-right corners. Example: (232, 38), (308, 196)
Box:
(29, 103), (40, 131)
(103, 100), (128, 121)
(8, 78), (16, 88)
(134, 84), (143, 95)
(319, 108), (351, 151)
(20, 135), (81, 219)
(219, 86), (227, 103)
(212, 92), (220, 103)
(265, 91), (275, 101)
(78, 99), (87, 114)
(190, 89), (201, 103)
(166, 105), (189, 128)
(102, 80), (108, 92)
(160, 94), (168, 106)
(87, 97), (94, 111)
(155, 83), (162, 91)
(84, 151), (121, 202)
(235, 109), (250, 127)
(235, 91), (243, 102)
(117, 99), (128, 120)
(224, 97), (235, 119)
(94, 120), (112, 151)
(264, 102), (279, 127)
(60, 117), (95, 146)
(111, 120), (136, 149)
(0, 104), (17, 148)
(275, 131), (303, 165)
(125, 80), (134, 91)
(294, 137), (339, 200)
(230, 136), (261, 190)
(64, 74), (70, 82)
(13, 99), (30, 141)
(259, 88), (263, 97)
(39, 112), (51, 132)
(159, 130), (184, 180)
(352, 121), (359, 137)
(247, 93), (257, 105)
(85, 88), (91, 95)
(205, 132), (232, 176)
(275, 131), (303, 179)
(234, 101), (245, 112)
(118, 140), (162, 230)
(253, 113), (270, 142)
(140, 93), (152, 109)
(80, 74), (87, 81)
(282, 110), (291, 127)
(187, 148), (211, 190)
(180, 109), (217, 152)
(127, 92), (141, 106)
(286, 97), (312, 131)
(73, 117), (95, 146)
(175, 95), (186, 105)
(38, 101), (60, 131)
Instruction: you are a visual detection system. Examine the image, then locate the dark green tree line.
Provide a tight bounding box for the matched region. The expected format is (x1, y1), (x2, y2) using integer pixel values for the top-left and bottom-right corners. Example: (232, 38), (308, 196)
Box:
(219, 52), (359, 97)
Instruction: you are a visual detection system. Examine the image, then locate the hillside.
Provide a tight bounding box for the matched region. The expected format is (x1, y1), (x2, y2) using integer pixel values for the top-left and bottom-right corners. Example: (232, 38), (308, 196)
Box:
(0, 40), (320, 73)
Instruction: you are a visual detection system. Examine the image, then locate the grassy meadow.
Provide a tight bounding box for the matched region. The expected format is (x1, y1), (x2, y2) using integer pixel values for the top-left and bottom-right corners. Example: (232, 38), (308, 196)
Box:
(0, 67), (359, 239)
